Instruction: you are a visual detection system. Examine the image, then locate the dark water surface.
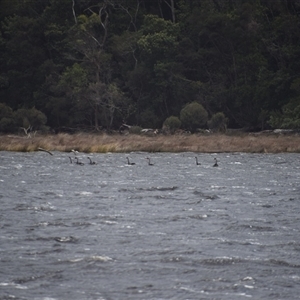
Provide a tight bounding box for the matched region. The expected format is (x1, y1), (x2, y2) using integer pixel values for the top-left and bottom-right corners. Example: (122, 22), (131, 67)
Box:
(1, 151), (300, 299)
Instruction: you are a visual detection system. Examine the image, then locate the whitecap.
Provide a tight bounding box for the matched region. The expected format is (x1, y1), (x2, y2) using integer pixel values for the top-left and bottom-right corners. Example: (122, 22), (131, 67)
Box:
(77, 191), (93, 196)
(103, 220), (117, 225)
(89, 255), (113, 262)
(244, 285), (254, 289)
(242, 277), (254, 281)
(69, 258), (84, 263)
(0, 282), (28, 290)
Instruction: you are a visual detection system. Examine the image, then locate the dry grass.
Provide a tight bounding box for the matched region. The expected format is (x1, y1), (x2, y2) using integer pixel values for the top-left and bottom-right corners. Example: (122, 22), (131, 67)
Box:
(1, 132), (300, 153)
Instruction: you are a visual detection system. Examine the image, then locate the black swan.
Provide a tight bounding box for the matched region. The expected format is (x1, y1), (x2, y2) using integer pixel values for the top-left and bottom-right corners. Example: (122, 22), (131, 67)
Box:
(146, 157), (154, 166)
(195, 157), (201, 165)
(213, 158), (218, 167)
(88, 157), (97, 165)
(126, 157), (135, 165)
(75, 157), (84, 165)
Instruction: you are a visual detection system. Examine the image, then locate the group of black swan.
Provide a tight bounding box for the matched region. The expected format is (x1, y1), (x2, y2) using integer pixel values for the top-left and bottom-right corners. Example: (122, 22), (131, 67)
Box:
(68, 154), (218, 167)
(68, 156), (97, 165)
(195, 157), (218, 167)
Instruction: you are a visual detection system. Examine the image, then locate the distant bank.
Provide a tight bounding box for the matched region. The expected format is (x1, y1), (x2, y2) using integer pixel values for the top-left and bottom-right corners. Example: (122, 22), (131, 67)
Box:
(1, 132), (300, 153)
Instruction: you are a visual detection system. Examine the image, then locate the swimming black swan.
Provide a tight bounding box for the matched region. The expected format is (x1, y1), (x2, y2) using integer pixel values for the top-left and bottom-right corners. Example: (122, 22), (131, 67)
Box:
(213, 158), (218, 167)
(146, 157), (154, 166)
(195, 157), (201, 165)
(88, 157), (97, 165)
(126, 157), (135, 165)
(75, 157), (84, 165)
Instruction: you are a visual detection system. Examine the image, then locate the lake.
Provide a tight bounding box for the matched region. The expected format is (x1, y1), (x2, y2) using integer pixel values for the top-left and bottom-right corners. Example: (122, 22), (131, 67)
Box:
(1, 151), (300, 299)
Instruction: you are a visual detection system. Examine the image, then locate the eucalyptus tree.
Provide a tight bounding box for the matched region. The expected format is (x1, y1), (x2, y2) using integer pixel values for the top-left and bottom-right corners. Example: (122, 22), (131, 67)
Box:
(129, 14), (181, 127)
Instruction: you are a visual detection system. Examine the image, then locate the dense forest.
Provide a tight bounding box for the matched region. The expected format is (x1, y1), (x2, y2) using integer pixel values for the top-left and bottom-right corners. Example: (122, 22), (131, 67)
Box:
(1, 0), (300, 134)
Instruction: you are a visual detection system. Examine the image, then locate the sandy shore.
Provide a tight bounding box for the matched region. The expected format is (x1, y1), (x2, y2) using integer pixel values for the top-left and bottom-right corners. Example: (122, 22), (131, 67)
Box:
(1, 132), (300, 153)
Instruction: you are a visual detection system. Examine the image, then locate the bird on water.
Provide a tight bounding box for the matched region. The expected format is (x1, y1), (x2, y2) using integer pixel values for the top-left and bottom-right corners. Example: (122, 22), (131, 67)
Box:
(146, 157), (154, 166)
(88, 157), (97, 165)
(75, 157), (84, 165)
(195, 157), (201, 165)
(213, 158), (218, 167)
(126, 157), (135, 165)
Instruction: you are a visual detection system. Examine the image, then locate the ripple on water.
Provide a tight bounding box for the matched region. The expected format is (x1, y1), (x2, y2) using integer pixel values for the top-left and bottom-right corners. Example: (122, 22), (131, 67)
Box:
(1, 152), (300, 299)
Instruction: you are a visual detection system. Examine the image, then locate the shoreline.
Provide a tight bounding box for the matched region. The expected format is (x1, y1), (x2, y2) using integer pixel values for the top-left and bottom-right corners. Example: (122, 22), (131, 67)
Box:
(1, 132), (300, 153)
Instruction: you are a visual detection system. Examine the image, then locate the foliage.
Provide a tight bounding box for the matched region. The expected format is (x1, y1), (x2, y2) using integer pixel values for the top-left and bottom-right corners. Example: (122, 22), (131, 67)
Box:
(180, 102), (208, 133)
(208, 112), (228, 132)
(0, 103), (15, 132)
(269, 98), (300, 129)
(1, 0), (300, 132)
(14, 107), (47, 130)
(163, 116), (181, 133)
(129, 126), (142, 134)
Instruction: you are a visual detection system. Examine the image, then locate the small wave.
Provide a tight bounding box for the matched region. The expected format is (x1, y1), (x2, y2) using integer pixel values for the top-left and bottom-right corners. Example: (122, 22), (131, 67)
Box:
(211, 185), (226, 189)
(72, 221), (92, 227)
(119, 186), (178, 193)
(161, 256), (185, 263)
(13, 270), (63, 285)
(275, 161), (287, 165)
(36, 221), (68, 227)
(193, 190), (219, 200)
(102, 220), (118, 225)
(229, 223), (275, 232)
(188, 214), (208, 220)
(42, 191), (61, 196)
(201, 256), (243, 266)
(14, 203), (56, 212)
(89, 255), (113, 262)
(0, 282), (28, 289)
(242, 276), (254, 281)
(75, 191), (93, 196)
(68, 255), (113, 263)
(54, 236), (78, 243)
(247, 225), (275, 232)
(267, 258), (300, 268)
(138, 186), (178, 192)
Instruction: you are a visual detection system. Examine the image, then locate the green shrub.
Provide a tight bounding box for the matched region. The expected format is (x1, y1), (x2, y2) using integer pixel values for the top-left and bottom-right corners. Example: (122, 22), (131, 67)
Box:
(269, 100), (300, 129)
(163, 116), (181, 133)
(129, 126), (142, 134)
(208, 112), (228, 132)
(15, 107), (47, 129)
(180, 102), (208, 133)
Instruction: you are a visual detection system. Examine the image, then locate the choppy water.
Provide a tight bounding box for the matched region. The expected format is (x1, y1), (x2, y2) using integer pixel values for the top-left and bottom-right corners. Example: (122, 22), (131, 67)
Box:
(1, 151), (300, 300)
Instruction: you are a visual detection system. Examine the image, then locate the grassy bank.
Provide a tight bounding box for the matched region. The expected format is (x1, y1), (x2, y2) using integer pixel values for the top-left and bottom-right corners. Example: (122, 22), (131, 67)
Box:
(1, 132), (300, 153)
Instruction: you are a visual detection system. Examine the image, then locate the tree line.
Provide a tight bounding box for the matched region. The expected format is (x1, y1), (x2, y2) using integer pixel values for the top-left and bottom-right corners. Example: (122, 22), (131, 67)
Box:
(0, 0), (300, 134)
